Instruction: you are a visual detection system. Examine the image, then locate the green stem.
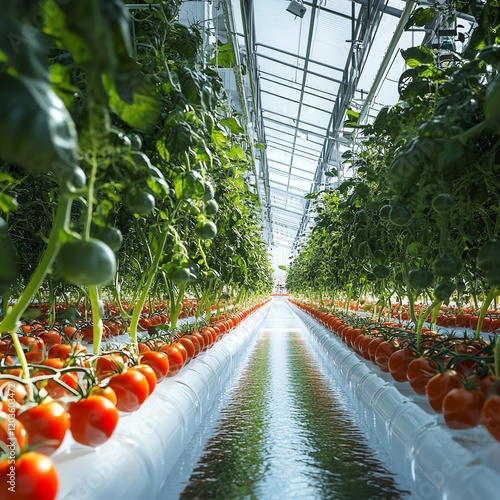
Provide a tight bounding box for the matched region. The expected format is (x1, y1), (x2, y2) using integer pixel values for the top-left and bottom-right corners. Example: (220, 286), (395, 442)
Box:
(415, 299), (441, 346)
(170, 283), (187, 330)
(129, 230), (168, 350)
(0, 194), (73, 384)
(474, 286), (498, 340)
(88, 285), (104, 355)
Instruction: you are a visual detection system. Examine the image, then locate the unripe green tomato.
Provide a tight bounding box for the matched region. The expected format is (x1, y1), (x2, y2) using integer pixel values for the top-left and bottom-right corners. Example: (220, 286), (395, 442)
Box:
(433, 281), (455, 301)
(389, 205), (412, 226)
(126, 192), (155, 216)
(477, 240), (500, 271)
(57, 239), (116, 286)
(432, 193), (454, 215)
(90, 224), (123, 252)
(433, 255), (462, 278)
(408, 268), (434, 289)
(195, 220), (217, 240)
(204, 199), (218, 215)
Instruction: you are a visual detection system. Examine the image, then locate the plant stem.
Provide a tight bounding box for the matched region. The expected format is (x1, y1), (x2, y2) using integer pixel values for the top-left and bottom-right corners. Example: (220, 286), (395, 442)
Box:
(0, 194), (73, 387)
(88, 285), (104, 354)
(129, 230), (168, 351)
(415, 299), (441, 346)
(474, 286), (498, 339)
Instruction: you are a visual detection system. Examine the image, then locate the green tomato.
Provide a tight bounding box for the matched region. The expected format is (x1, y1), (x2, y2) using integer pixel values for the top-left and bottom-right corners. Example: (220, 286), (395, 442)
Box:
(90, 224), (123, 252)
(203, 181), (215, 202)
(126, 192), (155, 216)
(433, 281), (455, 302)
(408, 268), (434, 289)
(389, 205), (412, 226)
(476, 240), (500, 271)
(433, 255), (462, 278)
(379, 205), (391, 221)
(372, 264), (390, 279)
(204, 199), (218, 215)
(432, 193), (454, 215)
(57, 239), (116, 286)
(195, 220), (217, 240)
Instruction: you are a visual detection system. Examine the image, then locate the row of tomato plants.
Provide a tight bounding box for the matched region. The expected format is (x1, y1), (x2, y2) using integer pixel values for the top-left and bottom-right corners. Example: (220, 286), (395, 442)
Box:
(0, 299), (269, 500)
(323, 298), (500, 333)
(290, 299), (500, 443)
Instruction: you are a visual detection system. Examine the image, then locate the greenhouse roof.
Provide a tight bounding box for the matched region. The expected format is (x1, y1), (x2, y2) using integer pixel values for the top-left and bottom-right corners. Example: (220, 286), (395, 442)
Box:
(221, 0), (472, 256)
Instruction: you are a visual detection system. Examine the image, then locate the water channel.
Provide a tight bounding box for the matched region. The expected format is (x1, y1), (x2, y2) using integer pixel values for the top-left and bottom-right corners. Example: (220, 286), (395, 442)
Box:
(160, 299), (411, 499)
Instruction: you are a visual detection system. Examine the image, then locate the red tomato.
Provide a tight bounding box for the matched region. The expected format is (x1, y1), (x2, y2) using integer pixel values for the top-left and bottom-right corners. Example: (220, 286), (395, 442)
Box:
(172, 341), (188, 363)
(38, 329), (61, 349)
(95, 353), (125, 382)
(138, 351), (169, 383)
(17, 401), (69, 456)
(374, 341), (397, 373)
(367, 337), (384, 364)
(177, 337), (196, 360)
(89, 385), (118, 406)
(388, 348), (417, 383)
(160, 344), (185, 377)
(9, 336), (45, 363)
(482, 395), (500, 441)
(406, 357), (438, 395)
(68, 395), (119, 447)
(425, 370), (464, 413)
(0, 451), (58, 500)
(0, 412), (28, 454)
(182, 334), (201, 357)
(190, 331), (206, 352)
(47, 342), (86, 361)
(108, 369), (150, 412)
(134, 364), (157, 395)
(442, 388), (485, 429)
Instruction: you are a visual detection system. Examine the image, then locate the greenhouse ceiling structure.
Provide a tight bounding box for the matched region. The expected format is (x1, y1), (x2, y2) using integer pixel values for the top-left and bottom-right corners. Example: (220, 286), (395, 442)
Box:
(179, 0), (473, 259)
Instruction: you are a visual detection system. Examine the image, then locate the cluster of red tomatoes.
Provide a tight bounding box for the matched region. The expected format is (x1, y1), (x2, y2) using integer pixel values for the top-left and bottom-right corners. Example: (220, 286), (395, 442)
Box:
(291, 300), (500, 443)
(0, 300), (269, 500)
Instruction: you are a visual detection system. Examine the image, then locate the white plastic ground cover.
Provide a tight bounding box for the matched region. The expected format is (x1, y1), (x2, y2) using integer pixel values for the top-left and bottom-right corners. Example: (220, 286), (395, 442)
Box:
(290, 303), (500, 500)
(52, 302), (272, 500)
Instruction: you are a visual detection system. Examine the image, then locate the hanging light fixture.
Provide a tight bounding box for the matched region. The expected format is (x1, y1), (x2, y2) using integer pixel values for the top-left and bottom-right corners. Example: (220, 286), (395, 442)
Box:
(286, 0), (306, 19)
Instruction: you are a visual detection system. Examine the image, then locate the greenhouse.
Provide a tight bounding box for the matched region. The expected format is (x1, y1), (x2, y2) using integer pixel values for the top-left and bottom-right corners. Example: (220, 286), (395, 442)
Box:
(1, 0), (500, 498)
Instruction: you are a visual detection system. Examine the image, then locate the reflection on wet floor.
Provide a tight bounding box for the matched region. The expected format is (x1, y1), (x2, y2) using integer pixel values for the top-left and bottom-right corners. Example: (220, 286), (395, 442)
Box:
(175, 301), (409, 499)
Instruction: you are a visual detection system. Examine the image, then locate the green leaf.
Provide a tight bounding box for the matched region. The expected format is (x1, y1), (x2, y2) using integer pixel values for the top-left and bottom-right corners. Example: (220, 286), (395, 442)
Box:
(106, 77), (160, 134)
(156, 139), (170, 162)
(346, 108), (360, 121)
(165, 123), (192, 154)
(211, 126), (228, 147)
(0, 194), (19, 213)
(220, 117), (245, 134)
(0, 172), (14, 183)
(254, 142), (267, 150)
(278, 265), (288, 271)
(404, 7), (435, 31)
(225, 144), (246, 160)
(401, 46), (435, 67)
(209, 43), (235, 68)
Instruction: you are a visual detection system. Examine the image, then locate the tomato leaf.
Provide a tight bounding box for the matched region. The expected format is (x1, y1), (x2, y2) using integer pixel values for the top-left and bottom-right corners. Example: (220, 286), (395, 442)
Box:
(220, 117), (245, 134)
(106, 77), (160, 134)
(403, 7), (435, 31)
(401, 46), (435, 67)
